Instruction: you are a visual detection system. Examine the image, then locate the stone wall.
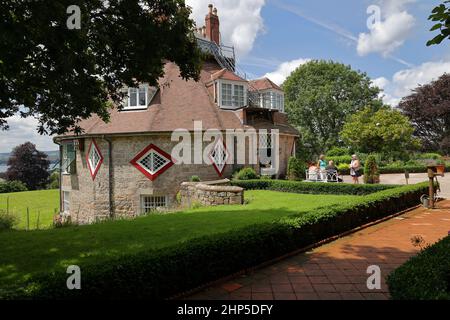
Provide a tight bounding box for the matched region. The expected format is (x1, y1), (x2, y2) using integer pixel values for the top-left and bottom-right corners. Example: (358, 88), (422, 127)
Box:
(180, 179), (244, 207)
(60, 133), (293, 224)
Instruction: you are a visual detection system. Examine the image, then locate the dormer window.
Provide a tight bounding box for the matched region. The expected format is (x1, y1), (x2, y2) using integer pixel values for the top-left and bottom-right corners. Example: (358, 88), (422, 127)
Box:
(259, 91), (284, 112)
(122, 84), (157, 111)
(218, 80), (247, 109)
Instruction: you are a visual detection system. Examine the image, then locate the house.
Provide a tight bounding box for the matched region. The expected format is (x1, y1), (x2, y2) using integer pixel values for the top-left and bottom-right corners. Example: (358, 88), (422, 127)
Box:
(54, 4), (299, 223)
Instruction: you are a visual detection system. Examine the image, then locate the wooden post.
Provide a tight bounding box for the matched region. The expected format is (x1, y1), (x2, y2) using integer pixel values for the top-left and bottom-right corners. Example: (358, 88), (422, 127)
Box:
(36, 211), (40, 230)
(26, 207), (30, 231)
(427, 166), (435, 209)
(6, 196), (9, 214)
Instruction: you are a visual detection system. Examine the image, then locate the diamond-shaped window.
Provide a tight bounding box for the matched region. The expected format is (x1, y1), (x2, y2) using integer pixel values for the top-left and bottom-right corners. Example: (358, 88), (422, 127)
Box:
(209, 138), (229, 176)
(130, 144), (174, 181)
(86, 139), (104, 180)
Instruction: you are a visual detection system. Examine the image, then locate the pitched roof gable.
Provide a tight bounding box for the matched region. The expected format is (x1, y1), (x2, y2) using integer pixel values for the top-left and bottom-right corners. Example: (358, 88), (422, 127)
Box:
(249, 77), (283, 91)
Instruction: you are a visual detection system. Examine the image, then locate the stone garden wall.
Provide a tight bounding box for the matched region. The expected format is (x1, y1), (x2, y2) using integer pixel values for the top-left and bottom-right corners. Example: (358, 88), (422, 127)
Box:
(180, 179), (244, 207)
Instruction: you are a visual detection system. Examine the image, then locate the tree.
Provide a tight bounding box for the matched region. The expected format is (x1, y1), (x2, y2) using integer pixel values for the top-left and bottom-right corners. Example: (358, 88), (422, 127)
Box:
(427, 0), (450, 46)
(363, 155), (380, 184)
(340, 107), (420, 159)
(0, 0), (201, 135)
(283, 60), (383, 156)
(6, 142), (50, 190)
(398, 73), (450, 154)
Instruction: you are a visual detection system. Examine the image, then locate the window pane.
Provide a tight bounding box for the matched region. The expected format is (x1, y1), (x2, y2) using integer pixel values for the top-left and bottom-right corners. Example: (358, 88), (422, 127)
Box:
(221, 83), (232, 106)
(129, 88), (137, 107)
(139, 87), (146, 106)
(233, 85), (244, 107)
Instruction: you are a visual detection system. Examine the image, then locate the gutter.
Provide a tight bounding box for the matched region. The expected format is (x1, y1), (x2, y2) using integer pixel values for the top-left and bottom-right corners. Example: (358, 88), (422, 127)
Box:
(103, 135), (115, 219)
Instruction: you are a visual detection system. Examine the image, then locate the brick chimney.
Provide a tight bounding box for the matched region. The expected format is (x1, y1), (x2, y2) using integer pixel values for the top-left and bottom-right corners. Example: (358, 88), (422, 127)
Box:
(205, 4), (220, 45)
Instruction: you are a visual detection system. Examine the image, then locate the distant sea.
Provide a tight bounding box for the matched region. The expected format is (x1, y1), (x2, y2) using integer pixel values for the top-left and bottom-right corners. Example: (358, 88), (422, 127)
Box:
(0, 165), (7, 173)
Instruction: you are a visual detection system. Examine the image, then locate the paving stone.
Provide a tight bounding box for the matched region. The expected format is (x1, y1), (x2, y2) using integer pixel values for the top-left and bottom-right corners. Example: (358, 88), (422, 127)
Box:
(187, 200), (450, 301)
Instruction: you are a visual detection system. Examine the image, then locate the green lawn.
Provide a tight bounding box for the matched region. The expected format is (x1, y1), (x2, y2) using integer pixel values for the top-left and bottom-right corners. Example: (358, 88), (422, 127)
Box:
(0, 190), (355, 292)
(0, 189), (59, 230)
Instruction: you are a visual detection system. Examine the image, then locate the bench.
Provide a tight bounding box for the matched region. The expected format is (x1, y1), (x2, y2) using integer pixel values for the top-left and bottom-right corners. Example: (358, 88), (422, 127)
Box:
(305, 169), (342, 183)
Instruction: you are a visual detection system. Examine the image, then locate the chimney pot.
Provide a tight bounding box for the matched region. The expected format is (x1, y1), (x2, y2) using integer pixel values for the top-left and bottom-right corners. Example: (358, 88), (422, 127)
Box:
(205, 4), (220, 44)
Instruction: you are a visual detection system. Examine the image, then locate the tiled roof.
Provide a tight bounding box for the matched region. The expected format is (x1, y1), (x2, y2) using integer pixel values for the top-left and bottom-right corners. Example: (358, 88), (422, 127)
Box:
(249, 77), (283, 91)
(211, 68), (247, 82)
(57, 62), (298, 138)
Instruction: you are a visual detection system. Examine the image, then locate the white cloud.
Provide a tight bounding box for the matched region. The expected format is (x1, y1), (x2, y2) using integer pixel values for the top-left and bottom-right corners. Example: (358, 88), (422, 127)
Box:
(372, 76), (390, 90)
(357, 0), (415, 57)
(186, 0), (266, 57)
(263, 58), (311, 85)
(0, 116), (55, 153)
(377, 60), (450, 107)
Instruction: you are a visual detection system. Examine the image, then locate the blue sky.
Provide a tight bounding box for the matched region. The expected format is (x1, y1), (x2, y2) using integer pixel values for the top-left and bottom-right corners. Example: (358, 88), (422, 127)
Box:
(1, 0), (449, 153)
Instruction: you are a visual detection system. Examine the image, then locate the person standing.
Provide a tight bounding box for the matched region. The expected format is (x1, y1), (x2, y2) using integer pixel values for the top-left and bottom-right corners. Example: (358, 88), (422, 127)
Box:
(318, 154), (327, 181)
(350, 154), (361, 184)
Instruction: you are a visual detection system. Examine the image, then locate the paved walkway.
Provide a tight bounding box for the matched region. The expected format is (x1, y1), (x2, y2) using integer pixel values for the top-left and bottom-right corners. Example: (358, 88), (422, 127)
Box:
(187, 201), (450, 300)
(342, 173), (450, 198)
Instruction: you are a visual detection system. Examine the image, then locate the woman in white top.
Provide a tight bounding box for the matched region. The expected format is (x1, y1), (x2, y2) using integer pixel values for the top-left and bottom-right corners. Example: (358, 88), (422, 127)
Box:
(350, 154), (361, 184)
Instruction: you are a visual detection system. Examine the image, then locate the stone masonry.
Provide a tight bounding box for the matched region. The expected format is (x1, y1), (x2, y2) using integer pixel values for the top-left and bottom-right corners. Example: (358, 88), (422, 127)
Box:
(180, 179), (244, 207)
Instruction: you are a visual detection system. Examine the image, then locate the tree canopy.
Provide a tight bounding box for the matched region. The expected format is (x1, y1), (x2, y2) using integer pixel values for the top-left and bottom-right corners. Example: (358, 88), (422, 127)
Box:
(6, 142), (50, 190)
(398, 73), (450, 154)
(0, 0), (202, 135)
(427, 0), (450, 46)
(283, 60), (383, 155)
(340, 107), (420, 160)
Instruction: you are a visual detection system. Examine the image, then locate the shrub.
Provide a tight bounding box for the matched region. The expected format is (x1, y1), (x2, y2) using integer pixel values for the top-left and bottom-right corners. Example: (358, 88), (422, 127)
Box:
(364, 155), (380, 184)
(48, 172), (59, 189)
(326, 155), (353, 165)
(0, 210), (19, 231)
(233, 167), (258, 180)
(287, 157), (306, 180)
(0, 180), (28, 193)
(190, 175), (200, 182)
(20, 183), (428, 299)
(231, 179), (398, 195)
(415, 153), (442, 160)
(387, 236), (450, 300)
(326, 147), (350, 157)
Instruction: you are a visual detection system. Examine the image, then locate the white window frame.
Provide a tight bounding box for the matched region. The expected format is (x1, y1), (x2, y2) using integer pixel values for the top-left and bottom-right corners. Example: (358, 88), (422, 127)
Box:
(140, 195), (168, 214)
(217, 80), (248, 109)
(258, 90), (285, 112)
(123, 85), (149, 110)
(63, 191), (70, 214)
(137, 149), (171, 176)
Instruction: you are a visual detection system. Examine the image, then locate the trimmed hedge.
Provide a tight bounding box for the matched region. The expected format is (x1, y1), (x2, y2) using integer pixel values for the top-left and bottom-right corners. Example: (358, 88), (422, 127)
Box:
(379, 165), (429, 174)
(231, 179), (399, 195)
(17, 182), (427, 300)
(387, 236), (450, 300)
(337, 165), (431, 175)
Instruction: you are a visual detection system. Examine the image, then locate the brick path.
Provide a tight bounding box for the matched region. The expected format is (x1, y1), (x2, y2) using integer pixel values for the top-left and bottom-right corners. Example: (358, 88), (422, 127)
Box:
(187, 201), (450, 300)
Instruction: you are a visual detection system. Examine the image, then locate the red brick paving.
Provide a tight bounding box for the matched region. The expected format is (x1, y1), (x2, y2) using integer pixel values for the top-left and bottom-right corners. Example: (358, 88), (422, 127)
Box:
(187, 201), (450, 300)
